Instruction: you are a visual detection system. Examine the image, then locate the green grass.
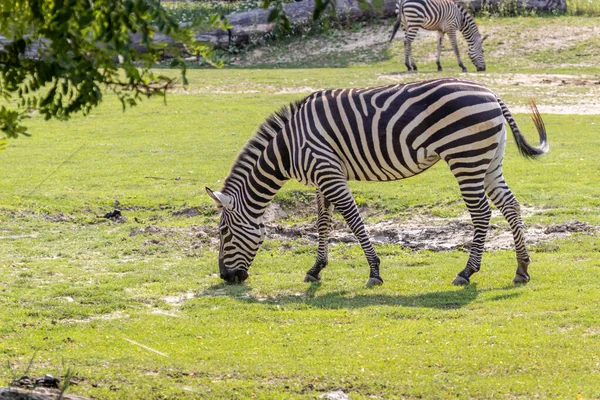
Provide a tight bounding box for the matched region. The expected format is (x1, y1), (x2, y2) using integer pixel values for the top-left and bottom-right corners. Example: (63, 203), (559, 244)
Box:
(1, 15), (600, 400)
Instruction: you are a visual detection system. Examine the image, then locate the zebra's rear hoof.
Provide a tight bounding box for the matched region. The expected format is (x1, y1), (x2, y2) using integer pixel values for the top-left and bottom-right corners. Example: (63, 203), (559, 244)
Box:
(366, 277), (384, 287)
(304, 273), (320, 283)
(452, 275), (470, 286)
(512, 272), (530, 284)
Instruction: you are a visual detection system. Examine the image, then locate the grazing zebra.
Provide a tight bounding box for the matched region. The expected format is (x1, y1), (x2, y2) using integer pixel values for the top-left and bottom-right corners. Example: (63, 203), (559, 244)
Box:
(206, 79), (548, 286)
(390, 0), (487, 72)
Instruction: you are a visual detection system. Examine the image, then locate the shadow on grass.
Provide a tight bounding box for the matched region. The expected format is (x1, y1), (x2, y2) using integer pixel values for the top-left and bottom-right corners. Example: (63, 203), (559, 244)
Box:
(201, 282), (523, 310)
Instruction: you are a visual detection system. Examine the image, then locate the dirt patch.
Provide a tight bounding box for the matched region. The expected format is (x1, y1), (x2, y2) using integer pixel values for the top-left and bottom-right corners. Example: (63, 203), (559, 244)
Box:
(163, 290), (197, 307)
(172, 207), (200, 218)
(128, 203), (597, 255)
(544, 221), (596, 234)
(43, 213), (73, 222)
(377, 73), (600, 114)
(130, 225), (165, 237)
(62, 310), (129, 324)
(230, 23), (399, 67)
(266, 218), (598, 252)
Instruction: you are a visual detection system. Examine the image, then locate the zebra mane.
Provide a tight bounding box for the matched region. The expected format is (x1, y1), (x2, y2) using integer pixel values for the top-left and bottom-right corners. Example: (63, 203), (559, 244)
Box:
(221, 99), (305, 193)
(457, 4), (480, 37)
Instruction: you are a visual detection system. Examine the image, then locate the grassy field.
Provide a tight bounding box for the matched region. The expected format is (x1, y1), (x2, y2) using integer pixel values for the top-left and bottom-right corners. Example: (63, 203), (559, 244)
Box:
(1, 15), (599, 400)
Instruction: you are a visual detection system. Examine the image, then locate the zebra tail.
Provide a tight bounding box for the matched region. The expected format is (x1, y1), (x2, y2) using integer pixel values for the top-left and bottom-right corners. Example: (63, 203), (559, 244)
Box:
(499, 98), (549, 159)
(390, 20), (401, 42)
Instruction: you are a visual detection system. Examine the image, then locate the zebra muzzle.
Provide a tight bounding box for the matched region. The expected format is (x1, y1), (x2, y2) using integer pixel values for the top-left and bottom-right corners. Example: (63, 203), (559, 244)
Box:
(221, 268), (249, 284)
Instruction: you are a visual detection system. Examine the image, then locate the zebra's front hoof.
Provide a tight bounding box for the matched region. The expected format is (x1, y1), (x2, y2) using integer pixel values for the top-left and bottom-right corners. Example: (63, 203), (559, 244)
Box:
(512, 272), (530, 284)
(304, 273), (321, 283)
(452, 275), (470, 286)
(366, 277), (384, 287)
(461, 68), (468, 73)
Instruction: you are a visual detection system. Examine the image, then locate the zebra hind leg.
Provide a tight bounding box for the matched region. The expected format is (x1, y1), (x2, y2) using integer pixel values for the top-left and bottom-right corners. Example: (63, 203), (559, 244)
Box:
(485, 177), (532, 284)
(452, 183), (492, 286)
(305, 190), (334, 283)
(318, 178), (383, 287)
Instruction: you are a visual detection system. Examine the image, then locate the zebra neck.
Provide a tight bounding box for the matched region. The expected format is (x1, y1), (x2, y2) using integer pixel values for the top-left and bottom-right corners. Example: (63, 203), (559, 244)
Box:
(221, 146), (288, 222)
(459, 12), (480, 42)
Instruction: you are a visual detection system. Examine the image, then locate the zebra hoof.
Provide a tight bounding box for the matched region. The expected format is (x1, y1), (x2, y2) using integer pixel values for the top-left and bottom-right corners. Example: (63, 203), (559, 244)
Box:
(452, 275), (470, 286)
(512, 272), (530, 284)
(304, 273), (320, 283)
(366, 277), (384, 287)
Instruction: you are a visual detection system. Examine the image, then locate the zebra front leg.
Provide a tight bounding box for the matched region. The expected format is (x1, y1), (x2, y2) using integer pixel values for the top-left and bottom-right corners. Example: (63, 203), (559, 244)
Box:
(404, 27), (419, 71)
(452, 185), (492, 286)
(436, 31), (444, 71)
(319, 178), (383, 287)
(447, 30), (468, 73)
(305, 190), (334, 283)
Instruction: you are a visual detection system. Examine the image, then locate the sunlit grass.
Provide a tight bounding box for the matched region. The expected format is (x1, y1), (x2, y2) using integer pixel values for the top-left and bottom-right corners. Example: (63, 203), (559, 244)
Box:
(0, 15), (599, 400)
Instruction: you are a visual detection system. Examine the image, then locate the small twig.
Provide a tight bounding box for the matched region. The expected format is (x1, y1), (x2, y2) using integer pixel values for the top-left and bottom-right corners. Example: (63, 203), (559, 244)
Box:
(27, 145), (84, 196)
(144, 176), (202, 182)
(123, 338), (169, 357)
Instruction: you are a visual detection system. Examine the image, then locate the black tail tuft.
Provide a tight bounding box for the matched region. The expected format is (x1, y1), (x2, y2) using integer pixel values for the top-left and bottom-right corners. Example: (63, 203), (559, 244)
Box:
(390, 21), (401, 42)
(500, 98), (549, 159)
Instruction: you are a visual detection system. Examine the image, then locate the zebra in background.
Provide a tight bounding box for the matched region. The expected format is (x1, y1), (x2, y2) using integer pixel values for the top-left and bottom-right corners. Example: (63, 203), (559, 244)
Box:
(206, 79), (548, 286)
(390, 0), (487, 72)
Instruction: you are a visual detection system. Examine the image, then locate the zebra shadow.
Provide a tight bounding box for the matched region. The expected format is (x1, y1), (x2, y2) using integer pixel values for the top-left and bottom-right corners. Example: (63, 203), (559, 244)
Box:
(202, 282), (522, 310)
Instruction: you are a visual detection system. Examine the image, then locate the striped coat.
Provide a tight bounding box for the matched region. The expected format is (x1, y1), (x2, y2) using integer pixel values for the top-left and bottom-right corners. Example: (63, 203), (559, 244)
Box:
(207, 79), (548, 286)
(390, 0), (487, 72)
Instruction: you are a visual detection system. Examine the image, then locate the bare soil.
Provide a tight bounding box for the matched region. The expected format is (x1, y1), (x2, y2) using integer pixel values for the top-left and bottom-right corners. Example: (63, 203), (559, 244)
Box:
(135, 201), (598, 253)
(220, 18), (600, 114)
(266, 214), (597, 252)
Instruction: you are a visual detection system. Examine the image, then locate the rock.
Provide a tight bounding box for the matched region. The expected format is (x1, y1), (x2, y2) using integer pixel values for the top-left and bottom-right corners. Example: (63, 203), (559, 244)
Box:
(0, 387), (91, 400)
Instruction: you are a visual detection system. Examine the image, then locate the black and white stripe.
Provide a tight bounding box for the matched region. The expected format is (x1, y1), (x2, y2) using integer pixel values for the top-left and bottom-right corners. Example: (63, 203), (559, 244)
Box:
(206, 79), (548, 286)
(390, 0), (487, 72)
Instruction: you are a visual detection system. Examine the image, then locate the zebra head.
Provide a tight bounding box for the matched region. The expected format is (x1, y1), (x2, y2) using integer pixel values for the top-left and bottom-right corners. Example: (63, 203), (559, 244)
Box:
(206, 187), (266, 284)
(468, 34), (487, 72)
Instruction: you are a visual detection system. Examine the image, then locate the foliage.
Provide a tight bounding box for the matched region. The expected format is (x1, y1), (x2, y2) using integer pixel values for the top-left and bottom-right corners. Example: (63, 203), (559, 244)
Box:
(566, 0), (600, 15)
(163, 0), (263, 23)
(0, 0), (228, 140)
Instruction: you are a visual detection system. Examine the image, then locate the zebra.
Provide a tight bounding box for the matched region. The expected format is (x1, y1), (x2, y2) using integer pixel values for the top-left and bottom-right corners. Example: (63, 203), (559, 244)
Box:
(206, 78), (548, 286)
(390, 0), (487, 73)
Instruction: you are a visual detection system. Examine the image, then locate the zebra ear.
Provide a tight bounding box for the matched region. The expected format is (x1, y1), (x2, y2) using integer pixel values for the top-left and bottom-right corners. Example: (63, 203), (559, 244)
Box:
(205, 187), (233, 211)
(481, 34), (489, 42)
